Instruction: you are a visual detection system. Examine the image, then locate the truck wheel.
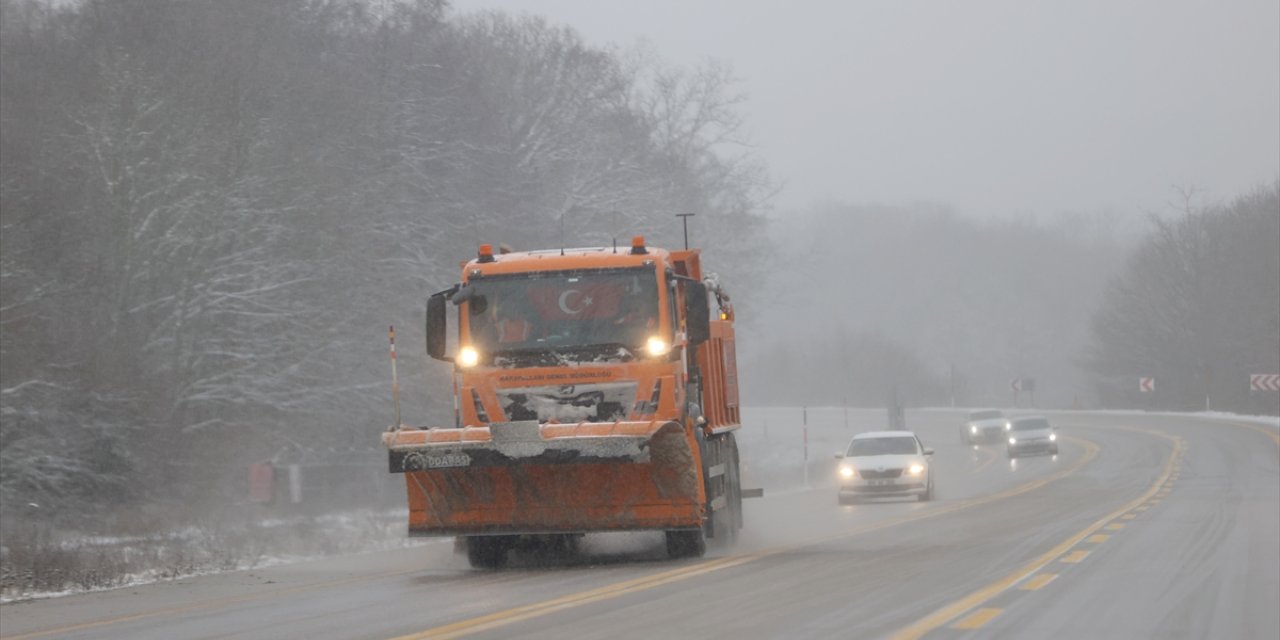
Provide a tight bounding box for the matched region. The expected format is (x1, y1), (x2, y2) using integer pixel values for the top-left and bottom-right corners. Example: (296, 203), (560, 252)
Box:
(665, 529), (706, 559)
(465, 536), (510, 569)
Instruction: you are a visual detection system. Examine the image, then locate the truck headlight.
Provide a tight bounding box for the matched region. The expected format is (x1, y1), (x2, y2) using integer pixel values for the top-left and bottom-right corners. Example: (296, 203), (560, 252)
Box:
(645, 336), (670, 357)
(458, 346), (480, 368)
(1005, 421), (1013, 431)
(839, 466), (855, 478)
(969, 425), (978, 434)
(907, 463), (924, 475)
(1049, 432), (1057, 441)
(1008, 437), (1017, 445)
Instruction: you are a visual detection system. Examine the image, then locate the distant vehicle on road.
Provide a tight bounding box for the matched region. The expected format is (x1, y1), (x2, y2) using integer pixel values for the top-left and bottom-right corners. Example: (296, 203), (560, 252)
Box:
(961, 409), (1011, 445)
(835, 430), (934, 504)
(1006, 416), (1059, 458)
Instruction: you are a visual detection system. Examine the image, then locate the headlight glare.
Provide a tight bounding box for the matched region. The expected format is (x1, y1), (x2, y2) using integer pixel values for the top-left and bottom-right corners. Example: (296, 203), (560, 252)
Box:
(645, 336), (670, 357)
(839, 466), (855, 478)
(1008, 437), (1017, 445)
(458, 346), (480, 368)
(1049, 432), (1057, 441)
(908, 463), (925, 475)
(970, 426), (978, 433)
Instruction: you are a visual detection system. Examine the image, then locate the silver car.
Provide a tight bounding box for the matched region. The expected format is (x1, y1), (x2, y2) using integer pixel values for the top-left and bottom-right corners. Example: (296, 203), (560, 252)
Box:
(835, 430), (935, 504)
(961, 409), (1011, 445)
(1006, 416), (1059, 458)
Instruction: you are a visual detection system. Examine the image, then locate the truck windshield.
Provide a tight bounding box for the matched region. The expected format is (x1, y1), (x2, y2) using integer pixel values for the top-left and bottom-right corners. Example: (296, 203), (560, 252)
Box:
(465, 267), (660, 364)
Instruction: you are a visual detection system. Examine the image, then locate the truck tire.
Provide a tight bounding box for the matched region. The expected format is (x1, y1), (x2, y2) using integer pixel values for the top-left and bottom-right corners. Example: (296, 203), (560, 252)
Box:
(665, 529), (706, 559)
(465, 536), (510, 569)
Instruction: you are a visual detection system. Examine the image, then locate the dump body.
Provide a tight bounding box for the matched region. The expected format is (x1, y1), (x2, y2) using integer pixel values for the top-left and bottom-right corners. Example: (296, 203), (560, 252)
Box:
(384, 241), (743, 551)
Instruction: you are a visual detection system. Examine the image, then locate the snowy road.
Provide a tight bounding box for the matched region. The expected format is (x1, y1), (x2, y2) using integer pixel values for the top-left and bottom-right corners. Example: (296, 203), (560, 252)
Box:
(1, 411), (1276, 639)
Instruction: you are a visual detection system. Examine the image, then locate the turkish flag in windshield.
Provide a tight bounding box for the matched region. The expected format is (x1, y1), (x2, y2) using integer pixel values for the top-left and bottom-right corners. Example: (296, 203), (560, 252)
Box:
(527, 283), (625, 320)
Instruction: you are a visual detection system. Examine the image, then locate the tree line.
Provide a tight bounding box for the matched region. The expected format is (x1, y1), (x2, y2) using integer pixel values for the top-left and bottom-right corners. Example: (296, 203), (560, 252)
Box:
(1086, 184), (1280, 413)
(0, 0), (771, 518)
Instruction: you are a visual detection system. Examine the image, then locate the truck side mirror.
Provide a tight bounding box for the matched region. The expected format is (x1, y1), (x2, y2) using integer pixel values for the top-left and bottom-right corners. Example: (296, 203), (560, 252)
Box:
(426, 291), (450, 361)
(685, 280), (710, 345)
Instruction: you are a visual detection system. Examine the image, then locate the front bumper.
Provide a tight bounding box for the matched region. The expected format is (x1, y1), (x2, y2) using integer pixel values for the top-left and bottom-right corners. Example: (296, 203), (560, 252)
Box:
(839, 476), (928, 497)
(1008, 439), (1057, 454)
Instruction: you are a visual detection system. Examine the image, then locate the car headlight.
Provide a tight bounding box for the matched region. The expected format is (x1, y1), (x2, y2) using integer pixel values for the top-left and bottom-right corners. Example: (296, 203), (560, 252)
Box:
(1049, 432), (1057, 441)
(839, 466), (855, 478)
(645, 336), (670, 357)
(907, 463), (925, 475)
(1008, 437), (1017, 445)
(458, 346), (480, 368)
(1004, 422), (1013, 431)
(969, 425), (978, 433)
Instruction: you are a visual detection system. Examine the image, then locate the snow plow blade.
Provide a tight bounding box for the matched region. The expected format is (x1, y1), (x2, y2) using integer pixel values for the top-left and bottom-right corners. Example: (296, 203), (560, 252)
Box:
(382, 420), (703, 535)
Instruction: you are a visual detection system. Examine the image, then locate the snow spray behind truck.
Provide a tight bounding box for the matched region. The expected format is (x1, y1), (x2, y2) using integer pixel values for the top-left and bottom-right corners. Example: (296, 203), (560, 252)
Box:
(382, 237), (754, 567)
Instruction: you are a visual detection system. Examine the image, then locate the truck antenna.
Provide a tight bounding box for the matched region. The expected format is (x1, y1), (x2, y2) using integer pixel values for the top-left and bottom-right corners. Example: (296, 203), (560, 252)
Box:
(676, 213), (696, 250)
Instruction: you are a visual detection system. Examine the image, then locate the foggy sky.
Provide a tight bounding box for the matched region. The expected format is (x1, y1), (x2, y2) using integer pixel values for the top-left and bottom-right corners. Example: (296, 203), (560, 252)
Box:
(453, 0), (1280, 218)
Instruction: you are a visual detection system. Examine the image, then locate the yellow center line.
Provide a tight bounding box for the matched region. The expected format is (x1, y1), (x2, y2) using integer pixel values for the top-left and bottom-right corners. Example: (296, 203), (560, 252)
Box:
(1087, 534), (1110, 543)
(391, 437), (1101, 640)
(889, 425), (1182, 640)
(950, 608), (1002, 630)
(1105, 523), (1125, 531)
(1136, 505), (1150, 511)
(1019, 574), (1057, 591)
(391, 554), (760, 640)
(1229, 421), (1280, 447)
(1061, 550), (1090, 563)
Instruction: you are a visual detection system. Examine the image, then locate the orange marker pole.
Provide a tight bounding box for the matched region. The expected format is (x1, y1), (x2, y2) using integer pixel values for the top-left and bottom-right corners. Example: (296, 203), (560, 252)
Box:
(389, 325), (401, 429)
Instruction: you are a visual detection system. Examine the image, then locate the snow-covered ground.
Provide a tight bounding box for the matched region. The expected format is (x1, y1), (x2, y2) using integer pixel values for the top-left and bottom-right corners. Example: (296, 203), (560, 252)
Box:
(0, 509), (436, 603)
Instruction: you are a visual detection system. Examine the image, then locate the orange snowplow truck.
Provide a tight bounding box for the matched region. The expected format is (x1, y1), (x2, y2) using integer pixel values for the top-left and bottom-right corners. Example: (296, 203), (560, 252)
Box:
(382, 237), (750, 567)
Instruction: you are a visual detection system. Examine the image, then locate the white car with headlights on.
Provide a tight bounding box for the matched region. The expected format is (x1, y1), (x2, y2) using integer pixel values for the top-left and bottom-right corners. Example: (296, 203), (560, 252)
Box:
(1006, 416), (1059, 458)
(961, 409), (1011, 445)
(835, 431), (935, 504)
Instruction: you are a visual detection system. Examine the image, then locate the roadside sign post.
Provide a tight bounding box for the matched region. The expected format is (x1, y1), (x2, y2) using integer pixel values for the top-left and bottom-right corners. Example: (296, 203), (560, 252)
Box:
(1010, 378), (1021, 407)
(1140, 377), (1154, 411)
(1250, 374), (1280, 391)
(1251, 374), (1280, 415)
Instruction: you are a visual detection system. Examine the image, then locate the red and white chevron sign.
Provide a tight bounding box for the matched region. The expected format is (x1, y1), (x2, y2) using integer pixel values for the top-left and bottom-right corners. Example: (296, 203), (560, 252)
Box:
(1139, 377), (1154, 392)
(1251, 374), (1280, 391)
